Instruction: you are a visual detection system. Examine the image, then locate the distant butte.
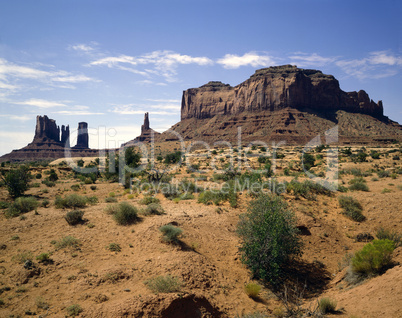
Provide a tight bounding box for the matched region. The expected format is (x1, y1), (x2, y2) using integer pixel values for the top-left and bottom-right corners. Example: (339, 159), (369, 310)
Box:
(0, 115), (98, 162)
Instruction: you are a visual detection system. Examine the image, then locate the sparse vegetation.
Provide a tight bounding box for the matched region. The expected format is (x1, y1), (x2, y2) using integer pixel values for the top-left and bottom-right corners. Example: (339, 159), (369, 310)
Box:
(55, 236), (80, 249)
(55, 194), (87, 209)
(159, 224), (183, 244)
(145, 275), (182, 293)
(12, 250), (33, 263)
(66, 304), (83, 317)
(36, 252), (52, 263)
(143, 203), (164, 215)
(64, 210), (85, 225)
(106, 243), (121, 252)
(318, 297), (337, 314)
(6, 196), (38, 218)
(1, 165), (31, 198)
(376, 227), (401, 247)
(348, 177), (369, 191)
(113, 202), (139, 225)
(338, 195), (365, 222)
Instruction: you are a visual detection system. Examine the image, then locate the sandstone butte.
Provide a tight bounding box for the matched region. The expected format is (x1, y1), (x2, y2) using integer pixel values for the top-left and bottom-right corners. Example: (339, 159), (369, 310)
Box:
(2, 65), (402, 162)
(158, 65), (402, 145)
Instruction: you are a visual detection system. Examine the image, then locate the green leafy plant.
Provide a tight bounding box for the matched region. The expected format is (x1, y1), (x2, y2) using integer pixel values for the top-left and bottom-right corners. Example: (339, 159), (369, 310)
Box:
(159, 224), (183, 244)
(350, 239), (395, 279)
(244, 282), (261, 299)
(237, 194), (302, 285)
(348, 177), (369, 192)
(338, 195), (365, 222)
(36, 252), (52, 263)
(1, 165), (31, 198)
(144, 275), (182, 293)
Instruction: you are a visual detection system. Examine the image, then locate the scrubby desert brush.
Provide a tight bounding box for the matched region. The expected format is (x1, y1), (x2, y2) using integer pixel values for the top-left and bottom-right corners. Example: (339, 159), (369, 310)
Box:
(64, 210), (85, 225)
(144, 275), (182, 293)
(159, 224), (183, 244)
(338, 195), (365, 222)
(112, 202), (139, 225)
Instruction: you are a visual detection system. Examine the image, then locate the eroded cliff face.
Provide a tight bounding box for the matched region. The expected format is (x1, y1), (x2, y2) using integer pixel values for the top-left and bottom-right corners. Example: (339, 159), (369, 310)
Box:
(181, 65), (384, 120)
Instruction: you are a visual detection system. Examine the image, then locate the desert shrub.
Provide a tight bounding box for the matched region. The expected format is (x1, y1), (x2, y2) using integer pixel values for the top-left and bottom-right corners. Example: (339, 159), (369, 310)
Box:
(30, 182), (40, 188)
(318, 297), (337, 314)
(36, 253), (52, 263)
(106, 243), (121, 252)
(66, 304), (83, 317)
(35, 173), (42, 179)
(237, 193), (302, 285)
(42, 179), (56, 187)
(159, 224), (183, 244)
(144, 203), (164, 215)
(350, 239), (395, 278)
(377, 170), (390, 178)
(376, 227), (401, 247)
(90, 185), (97, 191)
(2, 165), (31, 198)
(12, 250), (33, 263)
(161, 183), (180, 200)
(180, 193), (194, 200)
(6, 197), (38, 218)
(113, 202), (139, 225)
(105, 196), (117, 203)
(301, 152), (315, 170)
(145, 275), (182, 293)
(65, 210), (85, 225)
(381, 188), (392, 193)
(348, 177), (369, 191)
(35, 296), (49, 309)
(55, 236), (80, 249)
(47, 169), (58, 182)
(139, 196), (160, 205)
(0, 201), (10, 209)
(351, 151), (368, 163)
(338, 195), (365, 222)
(55, 194), (87, 209)
(164, 151), (182, 164)
(104, 204), (119, 214)
(42, 199), (50, 208)
(244, 282), (261, 299)
(370, 151), (381, 159)
(285, 179), (331, 200)
(86, 196), (98, 205)
(71, 184), (80, 191)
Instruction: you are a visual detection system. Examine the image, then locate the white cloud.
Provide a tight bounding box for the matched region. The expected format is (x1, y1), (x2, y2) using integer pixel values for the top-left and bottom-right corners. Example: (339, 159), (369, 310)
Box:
(70, 43), (96, 52)
(51, 110), (104, 116)
(0, 131), (33, 156)
(110, 105), (176, 116)
(0, 114), (32, 121)
(145, 98), (181, 103)
(336, 51), (402, 79)
(52, 74), (100, 83)
(14, 98), (67, 108)
(90, 50), (213, 82)
(217, 52), (276, 69)
(288, 52), (338, 67)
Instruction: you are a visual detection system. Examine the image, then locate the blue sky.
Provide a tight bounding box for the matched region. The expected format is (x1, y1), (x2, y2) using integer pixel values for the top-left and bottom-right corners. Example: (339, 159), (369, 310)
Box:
(0, 0), (401, 155)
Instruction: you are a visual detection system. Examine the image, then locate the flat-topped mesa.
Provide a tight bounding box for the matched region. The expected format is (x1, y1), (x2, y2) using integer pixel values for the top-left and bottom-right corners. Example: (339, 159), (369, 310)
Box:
(181, 65), (384, 120)
(75, 122), (89, 149)
(33, 115), (60, 143)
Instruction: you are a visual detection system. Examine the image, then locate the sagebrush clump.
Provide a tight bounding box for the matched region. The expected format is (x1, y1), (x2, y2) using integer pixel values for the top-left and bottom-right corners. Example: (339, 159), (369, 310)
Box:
(144, 275), (182, 293)
(113, 202), (139, 225)
(159, 224), (183, 244)
(338, 195), (365, 222)
(64, 210), (85, 225)
(6, 197), (38, 218)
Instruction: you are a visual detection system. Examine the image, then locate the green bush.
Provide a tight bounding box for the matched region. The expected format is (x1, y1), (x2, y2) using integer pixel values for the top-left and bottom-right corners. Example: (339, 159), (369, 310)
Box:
(376, 227), (401, 247)
(318, 297), (337, 314)
(104, 204), (119, 215)
(350, 239), (395, 278)
(145, 275), (182, 293)
(55, 194), (87, 209)
(55, 236), (80, 249)
(36, 253), (52, 263)
(244, 282), (261, 299)
(66, 304), (83, 317)
(301, 152), (315, 170)
(105, 196), (117, 203)
(71, 184), (80, 191)
(348, 177), (369, 192)
(113, 202), (139, 225)
(237, 194), (302, 285)
(65, 210), (85, 225)
(6, 197), (38, 218)
(139, 196), (160, 205)
(42, 179), (56, 187)
(2, 166), (31, 198)
(144, 203), (164, 215)
(0, 201), (10, 209)
(159, 224), (183, 244)
(338, 195), (365, 222)
(86, 196), (98, 205)
(377, 170), (390, 178)
(106, 243), (121, 252)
